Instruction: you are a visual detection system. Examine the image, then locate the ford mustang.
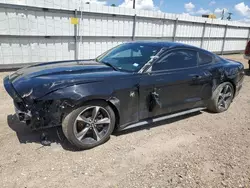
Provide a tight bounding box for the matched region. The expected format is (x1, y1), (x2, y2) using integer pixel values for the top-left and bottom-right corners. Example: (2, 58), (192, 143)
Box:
(3, 42), (245, 149)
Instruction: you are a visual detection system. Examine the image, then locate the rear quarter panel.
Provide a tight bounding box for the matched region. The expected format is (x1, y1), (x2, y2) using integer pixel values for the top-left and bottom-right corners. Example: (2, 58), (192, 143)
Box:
(210, 58), (244, 96)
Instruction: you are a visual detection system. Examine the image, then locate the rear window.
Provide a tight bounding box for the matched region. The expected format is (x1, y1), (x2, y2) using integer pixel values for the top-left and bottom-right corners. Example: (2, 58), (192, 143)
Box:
(198, 51), (213, 65)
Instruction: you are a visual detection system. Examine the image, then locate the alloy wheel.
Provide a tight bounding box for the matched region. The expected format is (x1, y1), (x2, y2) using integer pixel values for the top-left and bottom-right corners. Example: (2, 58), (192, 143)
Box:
(73, 106), (111, 144)
(217, 84), (233, 110)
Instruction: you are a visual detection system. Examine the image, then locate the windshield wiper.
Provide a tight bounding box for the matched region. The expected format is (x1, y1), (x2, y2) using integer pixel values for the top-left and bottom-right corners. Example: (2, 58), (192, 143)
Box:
(100, 61), (119, 71)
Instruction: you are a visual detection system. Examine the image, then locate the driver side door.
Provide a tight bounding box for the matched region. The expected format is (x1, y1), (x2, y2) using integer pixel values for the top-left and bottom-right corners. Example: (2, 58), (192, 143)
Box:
(139, 48), (206, 120)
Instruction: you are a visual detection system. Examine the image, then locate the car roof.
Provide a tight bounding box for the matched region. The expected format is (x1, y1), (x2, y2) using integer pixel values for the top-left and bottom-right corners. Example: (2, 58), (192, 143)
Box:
(127, 41), (215, 55)
(127, 41), (195, 48)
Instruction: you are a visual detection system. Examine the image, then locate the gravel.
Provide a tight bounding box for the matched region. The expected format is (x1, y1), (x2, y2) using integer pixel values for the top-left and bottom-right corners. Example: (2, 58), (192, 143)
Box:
(0, 54), (249, 188)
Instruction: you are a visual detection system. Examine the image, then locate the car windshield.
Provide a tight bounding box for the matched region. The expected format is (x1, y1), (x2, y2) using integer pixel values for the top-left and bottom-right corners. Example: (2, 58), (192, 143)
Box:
(96, 43), (162, 72)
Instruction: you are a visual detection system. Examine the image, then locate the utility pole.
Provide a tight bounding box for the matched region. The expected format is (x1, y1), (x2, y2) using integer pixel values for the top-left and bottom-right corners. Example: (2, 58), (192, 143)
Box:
(221, 9), (224, 20)
(133, 0), (135, 9)
(227, 13), (232, 21)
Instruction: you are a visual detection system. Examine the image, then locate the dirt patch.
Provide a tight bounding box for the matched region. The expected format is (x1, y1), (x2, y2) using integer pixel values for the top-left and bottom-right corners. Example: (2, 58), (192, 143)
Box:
(0, 54), (250, 188)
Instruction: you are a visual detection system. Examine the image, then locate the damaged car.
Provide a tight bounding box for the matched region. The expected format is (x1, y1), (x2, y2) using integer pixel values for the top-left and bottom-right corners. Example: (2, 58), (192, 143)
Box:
(4, 41), (245, 149)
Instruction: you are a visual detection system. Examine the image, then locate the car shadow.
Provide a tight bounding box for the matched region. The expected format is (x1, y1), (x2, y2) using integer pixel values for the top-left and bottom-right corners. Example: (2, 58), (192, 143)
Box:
(7, 111), (202, 151)
(7, 114), (80, 151)
(244, 69), (250, 76)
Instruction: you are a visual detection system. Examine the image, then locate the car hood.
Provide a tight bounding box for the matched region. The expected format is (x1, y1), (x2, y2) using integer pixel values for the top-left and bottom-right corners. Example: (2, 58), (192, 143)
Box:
(8, 60), (128, 102)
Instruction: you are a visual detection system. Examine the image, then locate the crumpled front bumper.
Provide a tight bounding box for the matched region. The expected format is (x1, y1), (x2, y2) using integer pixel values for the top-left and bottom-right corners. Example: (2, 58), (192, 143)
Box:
(14, 101), (32, 122)
(4, 76), (33, 124)
(4, 76), (63, 130)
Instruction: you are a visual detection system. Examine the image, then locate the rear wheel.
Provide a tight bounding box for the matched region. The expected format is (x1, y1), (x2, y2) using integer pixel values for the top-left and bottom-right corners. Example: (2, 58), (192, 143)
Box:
(62, 101), (115, 150)
(207, 82), (234, 113)
(248, 60), (250, 70)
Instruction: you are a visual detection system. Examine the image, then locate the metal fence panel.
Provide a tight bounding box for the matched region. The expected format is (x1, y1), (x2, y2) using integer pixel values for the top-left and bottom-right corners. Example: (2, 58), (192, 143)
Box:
(0, 1), (250, 66)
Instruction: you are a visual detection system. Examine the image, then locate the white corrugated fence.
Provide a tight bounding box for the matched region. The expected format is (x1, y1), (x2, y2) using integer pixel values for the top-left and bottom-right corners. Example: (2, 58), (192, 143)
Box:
(0, 0), (250, 67)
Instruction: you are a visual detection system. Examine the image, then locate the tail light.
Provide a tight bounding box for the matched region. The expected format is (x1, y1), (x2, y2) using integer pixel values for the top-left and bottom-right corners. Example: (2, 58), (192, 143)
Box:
(245, 41), (250, 55)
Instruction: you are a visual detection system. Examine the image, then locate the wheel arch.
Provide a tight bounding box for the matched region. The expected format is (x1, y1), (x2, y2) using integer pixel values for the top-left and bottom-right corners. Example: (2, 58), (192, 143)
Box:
(213, 79), (236, 98)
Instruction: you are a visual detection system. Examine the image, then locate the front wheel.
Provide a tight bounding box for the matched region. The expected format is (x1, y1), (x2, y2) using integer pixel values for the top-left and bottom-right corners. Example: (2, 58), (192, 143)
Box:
(207, 82), (234, 113)
(62, 101), (116, 150)
(248, 60), (250, 70)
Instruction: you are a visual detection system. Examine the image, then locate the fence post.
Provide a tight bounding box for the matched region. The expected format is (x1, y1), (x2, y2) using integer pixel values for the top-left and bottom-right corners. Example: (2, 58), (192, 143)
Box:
(172, 18), (178, 42)
(221, 24), (228, 55)
(74, 9), (78, 60)
(132, 14), (137, 41)
(247, 28), (250, 44)
(200, 21), (206, 48)
(161, 14), (166, 39)
(79, 5), (83, 59)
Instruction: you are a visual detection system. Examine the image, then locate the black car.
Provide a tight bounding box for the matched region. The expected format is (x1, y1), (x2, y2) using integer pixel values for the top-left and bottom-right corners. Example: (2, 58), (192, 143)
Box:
(4, 42), (245, 149)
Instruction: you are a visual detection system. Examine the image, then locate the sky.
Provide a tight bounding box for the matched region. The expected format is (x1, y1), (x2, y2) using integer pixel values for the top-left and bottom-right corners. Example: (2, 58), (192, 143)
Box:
(83, 0), (250, 23)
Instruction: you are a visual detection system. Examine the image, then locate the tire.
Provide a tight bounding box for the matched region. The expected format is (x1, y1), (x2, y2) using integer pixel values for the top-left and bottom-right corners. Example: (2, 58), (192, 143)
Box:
(248, 60), (250, 70)
(62, 101), (115, 150)
(207, 82), (234, 113)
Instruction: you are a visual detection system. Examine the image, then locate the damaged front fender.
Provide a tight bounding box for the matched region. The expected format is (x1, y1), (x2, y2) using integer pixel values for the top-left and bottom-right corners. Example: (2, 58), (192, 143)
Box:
(27, 82), (115, 129)
(39, 81), (113, 106)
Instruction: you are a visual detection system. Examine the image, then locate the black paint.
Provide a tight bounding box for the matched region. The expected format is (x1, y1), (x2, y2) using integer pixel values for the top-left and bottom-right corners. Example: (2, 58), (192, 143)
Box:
(3, 42), (245, 130)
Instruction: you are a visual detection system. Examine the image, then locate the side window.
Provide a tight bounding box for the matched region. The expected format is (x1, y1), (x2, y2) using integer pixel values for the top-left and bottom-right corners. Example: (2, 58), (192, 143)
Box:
(198, 51), (213, 65)
(152, 49), (197, 71)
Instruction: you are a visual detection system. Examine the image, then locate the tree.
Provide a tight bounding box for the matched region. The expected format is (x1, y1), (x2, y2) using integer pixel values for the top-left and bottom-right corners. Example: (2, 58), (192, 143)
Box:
(111, 4), (116, 7)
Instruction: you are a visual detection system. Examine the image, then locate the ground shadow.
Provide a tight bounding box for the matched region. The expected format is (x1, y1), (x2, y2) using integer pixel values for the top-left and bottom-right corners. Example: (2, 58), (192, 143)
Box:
(7, 114), (80, 151)
(244, 69), (250, 76)
(8, 111), (202, 151)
